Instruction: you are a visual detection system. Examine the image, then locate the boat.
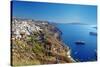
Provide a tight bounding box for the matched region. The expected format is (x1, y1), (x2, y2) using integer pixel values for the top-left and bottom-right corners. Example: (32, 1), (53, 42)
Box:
(93, 27), (97, 29)
(75, 41), (85, 45)
(89, 32), (97, 36)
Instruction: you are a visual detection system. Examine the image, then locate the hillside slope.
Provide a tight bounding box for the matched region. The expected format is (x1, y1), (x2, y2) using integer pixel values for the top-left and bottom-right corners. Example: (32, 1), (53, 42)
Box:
(11, 17), (75, 66)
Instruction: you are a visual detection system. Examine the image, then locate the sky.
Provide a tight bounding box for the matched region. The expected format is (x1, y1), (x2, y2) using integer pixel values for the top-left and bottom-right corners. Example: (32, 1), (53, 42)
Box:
(11, 1), (97, 24)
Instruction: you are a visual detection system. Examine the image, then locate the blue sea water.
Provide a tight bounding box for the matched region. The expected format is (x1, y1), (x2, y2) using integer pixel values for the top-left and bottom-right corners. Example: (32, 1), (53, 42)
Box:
(55, 23), (97, 62)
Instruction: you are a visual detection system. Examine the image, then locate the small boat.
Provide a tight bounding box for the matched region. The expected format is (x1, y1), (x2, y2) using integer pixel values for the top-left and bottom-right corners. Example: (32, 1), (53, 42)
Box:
(75, 41), (85, 45)
(89, 32), (97, 36)
(93, 27), (97, 29)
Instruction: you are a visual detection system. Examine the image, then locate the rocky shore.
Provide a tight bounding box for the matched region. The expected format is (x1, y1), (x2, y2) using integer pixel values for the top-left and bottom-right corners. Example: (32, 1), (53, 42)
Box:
(11, 17), (75, 66)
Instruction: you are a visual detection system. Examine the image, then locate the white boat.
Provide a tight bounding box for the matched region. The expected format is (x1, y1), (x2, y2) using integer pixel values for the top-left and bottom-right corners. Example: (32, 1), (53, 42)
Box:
(89, 32), (97, 36)
(75, 41), (85, 45)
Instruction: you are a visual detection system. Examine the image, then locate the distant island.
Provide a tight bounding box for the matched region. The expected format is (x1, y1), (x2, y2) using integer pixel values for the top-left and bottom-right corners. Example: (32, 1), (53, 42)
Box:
(52, 22), (90, 25)
(65, 22), (89, 25)
(11, 17), (75, 66)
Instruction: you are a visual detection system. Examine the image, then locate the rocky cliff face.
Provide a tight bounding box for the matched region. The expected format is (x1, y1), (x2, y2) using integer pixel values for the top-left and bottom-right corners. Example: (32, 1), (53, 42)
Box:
(11, 17), (75, 66)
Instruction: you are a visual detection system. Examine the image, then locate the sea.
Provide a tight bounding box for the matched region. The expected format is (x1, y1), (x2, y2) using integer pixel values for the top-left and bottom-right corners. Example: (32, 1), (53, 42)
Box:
(55, 23), (97, 62)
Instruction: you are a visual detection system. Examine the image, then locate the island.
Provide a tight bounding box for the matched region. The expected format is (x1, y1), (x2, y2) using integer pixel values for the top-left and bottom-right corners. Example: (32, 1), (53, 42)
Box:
(11, 17), (75, 66)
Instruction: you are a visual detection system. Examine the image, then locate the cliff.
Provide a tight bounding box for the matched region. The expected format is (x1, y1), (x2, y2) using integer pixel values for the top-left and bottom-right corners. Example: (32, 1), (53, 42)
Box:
(11, 17), (75, 66)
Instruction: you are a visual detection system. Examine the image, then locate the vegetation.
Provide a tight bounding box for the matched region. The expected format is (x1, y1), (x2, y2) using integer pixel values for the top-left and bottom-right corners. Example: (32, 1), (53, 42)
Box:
(11, 19), (75, 66)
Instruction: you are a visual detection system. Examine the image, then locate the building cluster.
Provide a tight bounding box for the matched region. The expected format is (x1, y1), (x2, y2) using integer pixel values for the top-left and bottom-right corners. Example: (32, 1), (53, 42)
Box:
(12, 18), (44, 40)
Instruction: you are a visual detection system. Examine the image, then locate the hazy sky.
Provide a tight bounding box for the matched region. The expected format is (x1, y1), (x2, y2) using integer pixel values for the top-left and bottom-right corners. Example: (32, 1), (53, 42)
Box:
(12, 1), (97, 24)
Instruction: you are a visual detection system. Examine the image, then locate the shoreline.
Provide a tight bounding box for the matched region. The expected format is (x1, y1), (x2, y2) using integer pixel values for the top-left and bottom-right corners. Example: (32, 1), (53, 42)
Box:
(49, 22), (76, 62)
